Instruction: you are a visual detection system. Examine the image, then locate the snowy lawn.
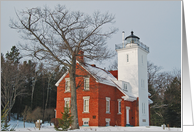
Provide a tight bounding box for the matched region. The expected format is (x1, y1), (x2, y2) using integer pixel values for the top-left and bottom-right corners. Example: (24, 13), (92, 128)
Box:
(9, 120), (181, 131)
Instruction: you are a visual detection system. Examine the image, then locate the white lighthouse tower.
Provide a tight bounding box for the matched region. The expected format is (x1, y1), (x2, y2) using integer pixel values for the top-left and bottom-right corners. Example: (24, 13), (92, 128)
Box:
(116, 31), (150, 126)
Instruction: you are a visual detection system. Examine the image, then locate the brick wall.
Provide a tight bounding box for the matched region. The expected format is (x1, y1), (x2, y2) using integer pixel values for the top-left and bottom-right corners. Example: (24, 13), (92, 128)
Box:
(55, 63), (139, 126)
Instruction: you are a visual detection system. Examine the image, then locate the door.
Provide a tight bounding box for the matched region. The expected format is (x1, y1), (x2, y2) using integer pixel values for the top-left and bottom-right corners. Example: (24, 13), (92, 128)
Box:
(126, 107), (130, 125)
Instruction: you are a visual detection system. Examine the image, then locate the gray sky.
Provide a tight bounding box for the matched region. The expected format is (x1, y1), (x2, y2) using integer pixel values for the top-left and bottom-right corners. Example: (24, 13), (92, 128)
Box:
(1, 1), (181, 72)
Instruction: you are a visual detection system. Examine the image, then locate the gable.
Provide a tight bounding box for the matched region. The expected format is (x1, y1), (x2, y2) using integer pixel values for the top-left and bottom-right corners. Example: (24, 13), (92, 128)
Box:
(55, 71), (69, 87)
(55, 61), (137, 101)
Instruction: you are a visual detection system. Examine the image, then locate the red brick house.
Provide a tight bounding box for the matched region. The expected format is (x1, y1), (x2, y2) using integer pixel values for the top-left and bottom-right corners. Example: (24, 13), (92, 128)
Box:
(55, 31), (153, 127)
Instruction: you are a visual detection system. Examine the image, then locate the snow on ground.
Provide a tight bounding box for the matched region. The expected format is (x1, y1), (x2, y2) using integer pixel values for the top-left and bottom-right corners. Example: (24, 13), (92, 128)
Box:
(9, 119), (181, 131)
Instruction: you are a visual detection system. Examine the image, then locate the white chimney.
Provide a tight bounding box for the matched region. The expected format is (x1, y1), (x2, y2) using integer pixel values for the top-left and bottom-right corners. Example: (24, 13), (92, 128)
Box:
(122, 31), (125, 48)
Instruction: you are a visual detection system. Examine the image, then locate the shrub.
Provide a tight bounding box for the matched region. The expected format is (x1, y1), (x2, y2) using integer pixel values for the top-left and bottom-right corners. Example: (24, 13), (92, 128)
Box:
(55, 106), (73, 131)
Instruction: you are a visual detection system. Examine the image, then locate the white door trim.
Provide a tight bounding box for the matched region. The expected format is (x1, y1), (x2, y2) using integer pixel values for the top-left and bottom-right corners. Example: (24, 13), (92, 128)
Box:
(126, 106), (130, 124)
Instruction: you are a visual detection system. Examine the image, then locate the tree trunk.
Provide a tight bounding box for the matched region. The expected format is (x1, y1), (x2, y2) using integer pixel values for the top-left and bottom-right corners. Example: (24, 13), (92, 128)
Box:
(69, 57), (79, 129)
(23, 120), (25, 128)
(8, 111), (11, 121)
(5, 117), (8, 127)
(45, 74), (51, 111)
(31, 77), (37, 108)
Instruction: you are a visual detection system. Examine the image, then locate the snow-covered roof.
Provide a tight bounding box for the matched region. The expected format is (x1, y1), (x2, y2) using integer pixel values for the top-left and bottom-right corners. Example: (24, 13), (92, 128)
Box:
(112, 80), (136, 101)
(78, 62), (137, 101)
(55, 61), (137, 101)
(82, 63), (117, 87)
(55, 61), (153, 103)
(148, 98), (153, 104)
(55, 71), (69, 87)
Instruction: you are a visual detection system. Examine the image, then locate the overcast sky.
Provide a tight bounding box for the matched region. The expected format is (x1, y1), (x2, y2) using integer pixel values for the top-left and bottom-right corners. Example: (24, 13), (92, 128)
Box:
(1, 1), (181, 72)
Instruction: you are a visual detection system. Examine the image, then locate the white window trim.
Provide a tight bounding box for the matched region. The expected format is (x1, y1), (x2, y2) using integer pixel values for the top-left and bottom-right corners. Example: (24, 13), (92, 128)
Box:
(142, 102), (146, 114)
(123, 83), (128, 91)
(65, 78), (70, 92)
(84, 77), (90, 90)
(82, 118), (90, 126)
(106, 97), (110, 114)
(83, 96), (90, 113)
(118, 99), (122, 114)
(64, 98), (70, 107)
(105, 118), (110, 126)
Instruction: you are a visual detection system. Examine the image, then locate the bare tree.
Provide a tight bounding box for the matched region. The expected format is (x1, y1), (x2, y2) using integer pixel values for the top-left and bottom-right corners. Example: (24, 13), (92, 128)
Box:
(1, 54), (29, 126)
(31, 67), (38, 108)
(22, 106), (31, 128)
(10, 5), (118, 129)
(147, 61), (162, 88)
(107, 59), (118, 71)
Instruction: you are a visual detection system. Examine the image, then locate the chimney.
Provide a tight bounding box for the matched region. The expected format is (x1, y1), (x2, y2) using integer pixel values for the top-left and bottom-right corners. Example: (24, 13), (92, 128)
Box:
(77, 51), (84, 63)
(122, 31), (125, 48)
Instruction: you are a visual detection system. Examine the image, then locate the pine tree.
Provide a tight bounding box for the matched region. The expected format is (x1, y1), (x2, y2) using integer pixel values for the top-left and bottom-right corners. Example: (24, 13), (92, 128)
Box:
(164, 77), (181, 127)
(5, 46), (22, 64)
(55, 106), (73, 131)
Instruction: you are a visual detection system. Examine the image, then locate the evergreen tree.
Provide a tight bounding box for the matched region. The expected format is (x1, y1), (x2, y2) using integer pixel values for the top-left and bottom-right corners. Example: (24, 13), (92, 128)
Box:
(164, 77), (181, 127)
(149, 84), (165, 126)
(5, 46), (22, 64)
(55, 106), (73, 131)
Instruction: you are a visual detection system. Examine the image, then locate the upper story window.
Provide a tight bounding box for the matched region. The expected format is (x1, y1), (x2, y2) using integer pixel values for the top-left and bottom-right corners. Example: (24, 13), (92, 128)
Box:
(83, 96), (90, 113)
(106, 97), (110, 113)
(142, 102), (146, 114)
(124, 83), (128, 91)
(141, 79), (145, 88)
(84, 78), (90, 90)
(65, 78), (70, 92)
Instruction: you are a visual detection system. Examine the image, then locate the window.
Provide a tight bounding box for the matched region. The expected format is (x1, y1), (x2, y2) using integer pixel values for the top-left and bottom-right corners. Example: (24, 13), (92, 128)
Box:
(65, 100), (70, 107)
(141, 79), (145, 88)
(65, 78), (70, 92)
(82, 118), (89, 126)
(106, 97), (110, 113)
(84, 78), (90, 90)
(83, 121), (89, 125)
(144, 103), (146, 114)
(105, 118), (110, 126)
(64, 98), (70, 107)
(127, 54), (129, 62)
(83, 96), (90, 113)
(118, 99), (122, 114)
(84, 100), (89, 112)
(124, 83), (127, 91)
(142, 102), (146, 114)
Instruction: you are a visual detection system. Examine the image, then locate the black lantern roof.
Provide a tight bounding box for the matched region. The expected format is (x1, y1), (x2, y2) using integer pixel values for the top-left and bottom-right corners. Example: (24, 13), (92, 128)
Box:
(125, 31), (140, 40)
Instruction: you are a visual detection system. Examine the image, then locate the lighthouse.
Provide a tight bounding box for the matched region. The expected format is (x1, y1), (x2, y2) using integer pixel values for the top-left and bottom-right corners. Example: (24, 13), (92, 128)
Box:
(115, 31), (150, 126)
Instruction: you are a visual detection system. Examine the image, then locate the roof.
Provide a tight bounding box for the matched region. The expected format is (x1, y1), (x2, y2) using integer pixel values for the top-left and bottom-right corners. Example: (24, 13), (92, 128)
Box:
(55, 61), (152, 103)
(125, 31), (140, 40)
(148, 98), (153, 104)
